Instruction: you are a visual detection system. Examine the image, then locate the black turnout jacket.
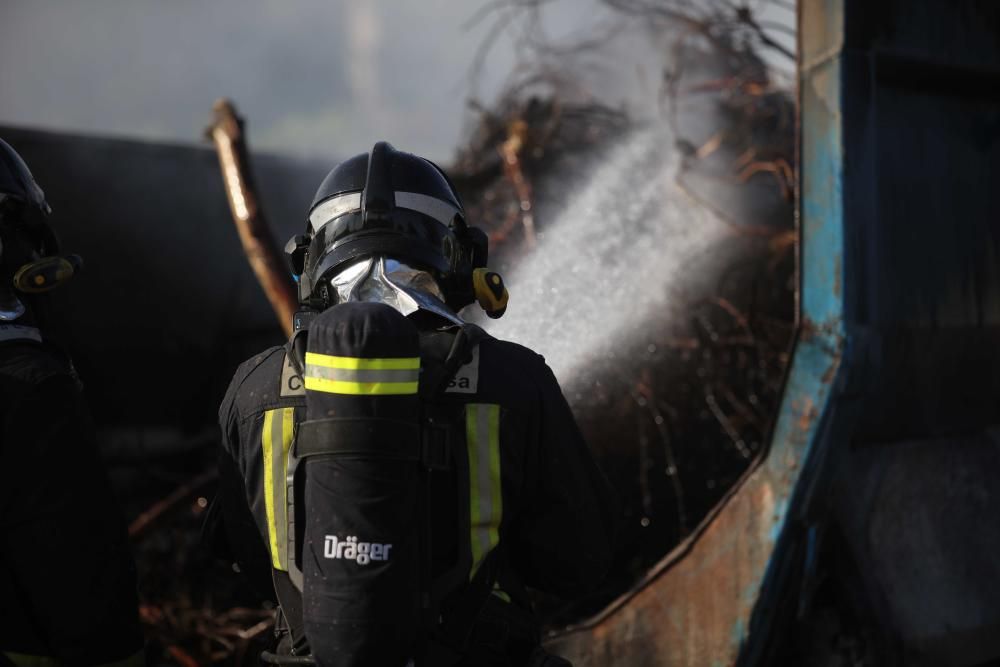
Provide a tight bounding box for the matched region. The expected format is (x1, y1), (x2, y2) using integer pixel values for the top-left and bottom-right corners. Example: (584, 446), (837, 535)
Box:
(214, 314), (619, 665)
(0, 331), (143, 666)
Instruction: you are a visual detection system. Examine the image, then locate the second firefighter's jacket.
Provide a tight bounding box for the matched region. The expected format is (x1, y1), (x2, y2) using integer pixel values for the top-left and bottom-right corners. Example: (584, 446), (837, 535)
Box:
(0, 330), (145, 667)
(216, 304), (618, 664)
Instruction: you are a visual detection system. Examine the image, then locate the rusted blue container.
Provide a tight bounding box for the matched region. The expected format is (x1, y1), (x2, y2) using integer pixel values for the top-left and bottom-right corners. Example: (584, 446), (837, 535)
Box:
(548, 1), (1000, 665)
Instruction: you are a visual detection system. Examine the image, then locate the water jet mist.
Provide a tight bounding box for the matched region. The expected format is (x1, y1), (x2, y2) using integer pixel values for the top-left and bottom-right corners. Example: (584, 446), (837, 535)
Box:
(483, 124), (729, 395)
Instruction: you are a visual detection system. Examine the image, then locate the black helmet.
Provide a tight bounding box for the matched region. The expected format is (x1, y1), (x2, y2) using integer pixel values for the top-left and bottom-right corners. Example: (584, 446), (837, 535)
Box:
(0, 138), (80, 311)
(0, 138), (51, 218)
(287, 142), (489, 312)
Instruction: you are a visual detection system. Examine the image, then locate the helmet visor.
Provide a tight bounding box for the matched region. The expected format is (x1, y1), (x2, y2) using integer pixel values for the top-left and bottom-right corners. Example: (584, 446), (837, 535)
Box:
(306, 208), (456, 286)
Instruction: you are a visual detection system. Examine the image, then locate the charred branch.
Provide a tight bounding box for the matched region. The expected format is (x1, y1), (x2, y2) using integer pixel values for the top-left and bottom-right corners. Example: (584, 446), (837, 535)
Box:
(206, 99), (298, 337)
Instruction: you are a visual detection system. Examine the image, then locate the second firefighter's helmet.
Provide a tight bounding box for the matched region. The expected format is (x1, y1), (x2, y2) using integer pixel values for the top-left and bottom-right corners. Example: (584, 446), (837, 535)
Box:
(0, 138), (81, 321)
(287, 141), (506, 316)
(0, 137), (51, 218)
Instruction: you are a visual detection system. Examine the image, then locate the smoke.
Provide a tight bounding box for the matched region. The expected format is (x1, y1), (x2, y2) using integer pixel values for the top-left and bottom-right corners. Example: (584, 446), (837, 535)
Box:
(346, 0), (385, 130)
(0, 0), (587, 163)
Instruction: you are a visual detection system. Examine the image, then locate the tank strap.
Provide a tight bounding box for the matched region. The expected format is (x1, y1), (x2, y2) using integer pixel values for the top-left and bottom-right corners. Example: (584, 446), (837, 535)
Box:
(295, 419), (420, 459)
(427, 545), (507, 663)
(416, 328), (513, 664)
(271, 569), (311, 656)
(285, 328), (309, 377)
(444, 324), (485, 385)
(416, 322), (485, 474)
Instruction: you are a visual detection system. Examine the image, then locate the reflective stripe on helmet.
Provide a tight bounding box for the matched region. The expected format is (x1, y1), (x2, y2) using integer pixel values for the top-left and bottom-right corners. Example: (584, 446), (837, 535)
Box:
(309, 190), (460, 234)
(309, 192), (362, 232)
(262, 407), (296, 571)
(394, 191), (460, 226)
(304, 352), (420, 395)
(466, 403), (502, 578)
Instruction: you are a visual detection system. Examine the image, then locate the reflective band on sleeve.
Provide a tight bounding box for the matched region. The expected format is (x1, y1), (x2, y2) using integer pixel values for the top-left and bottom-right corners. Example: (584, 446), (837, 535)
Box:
(262, 407), (296, 571)
(304, 353), (420, 395)
(466, 403), (502, 578)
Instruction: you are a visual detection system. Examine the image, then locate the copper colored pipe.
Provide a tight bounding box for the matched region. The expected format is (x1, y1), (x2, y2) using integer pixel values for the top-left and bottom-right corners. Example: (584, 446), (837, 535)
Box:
(207, 98), (297, 337)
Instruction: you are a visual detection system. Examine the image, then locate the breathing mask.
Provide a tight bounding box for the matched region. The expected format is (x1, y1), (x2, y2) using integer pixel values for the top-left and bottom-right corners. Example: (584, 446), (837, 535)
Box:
(327, 255), (463, 326)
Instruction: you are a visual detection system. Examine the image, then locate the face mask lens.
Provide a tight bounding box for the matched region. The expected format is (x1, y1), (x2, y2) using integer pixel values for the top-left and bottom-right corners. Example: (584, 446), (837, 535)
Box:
(327, 257), (373, 304)
(329, 258), (370, 289)
(323, 255), (458, 323)
(381, 260), (445, 301)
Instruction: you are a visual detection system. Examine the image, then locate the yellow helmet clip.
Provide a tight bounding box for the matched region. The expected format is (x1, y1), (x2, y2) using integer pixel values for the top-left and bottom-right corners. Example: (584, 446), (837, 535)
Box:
(13, 255), (80, 294)
(472, 268), (509, 319)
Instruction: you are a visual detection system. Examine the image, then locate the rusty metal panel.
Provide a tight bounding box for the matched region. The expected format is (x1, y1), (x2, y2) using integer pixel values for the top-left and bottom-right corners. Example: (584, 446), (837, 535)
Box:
(544, 2), (846, 664)
(546, 339), (841, 666)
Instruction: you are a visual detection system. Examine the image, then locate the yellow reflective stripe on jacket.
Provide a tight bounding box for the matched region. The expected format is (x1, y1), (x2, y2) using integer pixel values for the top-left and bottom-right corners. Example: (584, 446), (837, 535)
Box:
(466, 403), (502, 578)
(303, 377), (419, 395)
(3, 649), (145, 667)
(304, 352), (420, 370)
(303, 353), (420, 395)
(262, 407), (295, 571)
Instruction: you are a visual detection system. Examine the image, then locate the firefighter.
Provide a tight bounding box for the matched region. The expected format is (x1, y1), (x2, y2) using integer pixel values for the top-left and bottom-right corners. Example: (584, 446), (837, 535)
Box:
(213, 142), (619, 666)
(0, 139), (145, 666)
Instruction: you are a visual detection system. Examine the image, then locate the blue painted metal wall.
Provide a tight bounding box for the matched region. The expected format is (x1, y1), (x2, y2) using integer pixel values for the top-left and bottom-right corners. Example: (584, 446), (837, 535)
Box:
(745, 2), (1000, 664)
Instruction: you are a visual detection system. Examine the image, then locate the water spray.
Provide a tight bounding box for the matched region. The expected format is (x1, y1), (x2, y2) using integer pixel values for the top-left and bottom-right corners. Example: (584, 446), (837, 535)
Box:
(484, 124), (728, 396)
